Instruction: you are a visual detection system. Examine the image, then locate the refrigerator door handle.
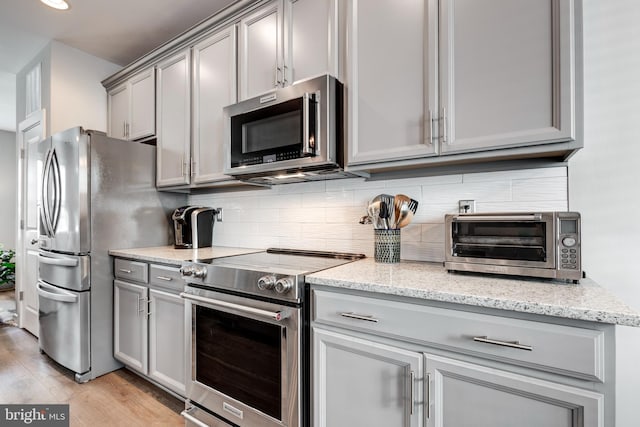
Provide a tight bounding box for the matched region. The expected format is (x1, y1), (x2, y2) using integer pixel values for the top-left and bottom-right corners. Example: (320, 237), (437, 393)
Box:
(40, 148), (54, 237)
(37, 281), (78, 303)
(50, 149), (62, 234)
(37, 254), (79, 267)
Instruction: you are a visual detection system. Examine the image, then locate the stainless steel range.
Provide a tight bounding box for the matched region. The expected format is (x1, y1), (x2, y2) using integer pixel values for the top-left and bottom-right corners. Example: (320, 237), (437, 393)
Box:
(179, 248), (365, 427)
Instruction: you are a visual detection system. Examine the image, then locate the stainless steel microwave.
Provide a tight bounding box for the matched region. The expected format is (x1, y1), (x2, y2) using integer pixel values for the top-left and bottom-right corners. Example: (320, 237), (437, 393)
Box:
(223, 74), (354, 183)
(444, 212), (582, 282)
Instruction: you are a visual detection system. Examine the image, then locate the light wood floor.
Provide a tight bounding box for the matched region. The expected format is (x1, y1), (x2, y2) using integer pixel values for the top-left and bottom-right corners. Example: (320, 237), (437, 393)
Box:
(0, 323), (184, 426)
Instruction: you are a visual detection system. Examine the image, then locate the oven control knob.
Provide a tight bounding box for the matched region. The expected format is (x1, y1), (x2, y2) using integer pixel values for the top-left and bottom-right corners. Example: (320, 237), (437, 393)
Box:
(275, 277), (294, 294)
(180, 266), (195, 277)
(193, 267), (207, 279)
(257, 275), (277, 290)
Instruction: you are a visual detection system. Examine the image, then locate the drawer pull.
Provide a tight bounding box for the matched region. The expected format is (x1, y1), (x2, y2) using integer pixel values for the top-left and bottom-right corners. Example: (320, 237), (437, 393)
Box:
(473, 336), (533, 351)
(340, 312), (379, 323)
(118, 268), (132, 274)
(155, 276), (173, 281)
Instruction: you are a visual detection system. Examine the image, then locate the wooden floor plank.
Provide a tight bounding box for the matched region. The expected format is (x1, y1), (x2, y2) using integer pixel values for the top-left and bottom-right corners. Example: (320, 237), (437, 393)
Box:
(0, 324), (184, 426)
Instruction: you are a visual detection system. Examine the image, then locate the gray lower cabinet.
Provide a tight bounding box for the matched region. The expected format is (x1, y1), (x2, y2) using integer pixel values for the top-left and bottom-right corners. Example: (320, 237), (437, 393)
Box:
(426, 354), (603, 427)
(311, 287), (611, 427)
(313, 328), (422, 427)
(113, 259), (186, 396)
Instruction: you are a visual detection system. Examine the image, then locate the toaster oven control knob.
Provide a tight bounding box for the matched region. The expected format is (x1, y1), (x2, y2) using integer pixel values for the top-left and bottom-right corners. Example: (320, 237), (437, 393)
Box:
(192, 267), (207, 279)
(562, 237), (577, 247)
(257, 275), (277, 291)
(275, 277), (294, 294)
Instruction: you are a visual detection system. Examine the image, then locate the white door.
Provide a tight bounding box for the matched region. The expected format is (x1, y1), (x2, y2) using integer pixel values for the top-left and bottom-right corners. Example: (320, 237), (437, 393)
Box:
(17, 109), (46, 337)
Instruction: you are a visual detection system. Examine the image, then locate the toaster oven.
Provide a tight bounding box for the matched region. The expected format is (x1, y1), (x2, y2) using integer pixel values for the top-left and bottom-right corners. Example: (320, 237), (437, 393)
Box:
(444, 212), (582, 282)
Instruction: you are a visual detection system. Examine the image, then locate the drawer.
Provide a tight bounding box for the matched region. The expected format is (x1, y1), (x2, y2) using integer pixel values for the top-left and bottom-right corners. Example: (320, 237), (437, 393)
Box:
(114, 258), (148, 283)
(312, 289), (605, 381)
(149, 264), (183, 293)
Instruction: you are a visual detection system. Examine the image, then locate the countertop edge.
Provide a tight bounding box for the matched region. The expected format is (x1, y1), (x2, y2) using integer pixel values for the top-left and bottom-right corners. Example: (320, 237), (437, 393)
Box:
(306, 276), (640, 327)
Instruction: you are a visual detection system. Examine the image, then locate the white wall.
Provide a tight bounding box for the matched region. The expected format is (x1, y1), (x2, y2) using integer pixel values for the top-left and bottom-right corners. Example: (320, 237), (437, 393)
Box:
(15, 41), (120, 136)
(0, 130), (17, 250)
(569, 1), (640, 425)
(190, 166), (567, 260)
(49, 41), (120, 134)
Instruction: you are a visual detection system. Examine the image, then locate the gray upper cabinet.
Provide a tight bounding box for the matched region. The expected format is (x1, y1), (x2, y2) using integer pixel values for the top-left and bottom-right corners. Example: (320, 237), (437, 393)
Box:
(238, 0), (339, 100)
(439, 0), (576, 154)
(347, 0), (580, 170)
(238, 1), (283, 100)
(156, 49), (191, 187)
(192, 25), (238, 185)
(107, 68), (155, 141)
(346, 0), (437, 165)
(426, 354), (603, 427)
(287, 0), (339, 84)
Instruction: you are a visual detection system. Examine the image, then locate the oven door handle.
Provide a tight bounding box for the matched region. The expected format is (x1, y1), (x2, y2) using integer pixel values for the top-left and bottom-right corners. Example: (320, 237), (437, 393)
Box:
(453, 214), (543, 222)
(180, 292), (287, 321)
(180, 408), (208, 427)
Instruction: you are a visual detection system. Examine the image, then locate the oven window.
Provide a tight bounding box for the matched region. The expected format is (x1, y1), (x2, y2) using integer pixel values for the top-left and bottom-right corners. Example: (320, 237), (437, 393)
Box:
(195, 306), (282, 420)
(452, 221), (547, 262)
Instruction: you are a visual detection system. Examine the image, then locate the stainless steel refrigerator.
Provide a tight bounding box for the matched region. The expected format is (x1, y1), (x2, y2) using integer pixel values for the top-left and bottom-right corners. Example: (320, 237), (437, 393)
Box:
(36, 127), (185, 382)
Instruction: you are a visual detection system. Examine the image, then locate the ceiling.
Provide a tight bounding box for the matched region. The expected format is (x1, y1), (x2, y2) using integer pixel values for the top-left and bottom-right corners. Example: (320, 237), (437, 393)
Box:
(0, 0), (239, 131)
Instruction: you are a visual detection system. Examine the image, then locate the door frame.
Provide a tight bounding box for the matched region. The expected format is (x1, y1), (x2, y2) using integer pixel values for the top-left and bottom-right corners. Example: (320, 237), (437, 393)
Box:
(16, 109), (46, 331)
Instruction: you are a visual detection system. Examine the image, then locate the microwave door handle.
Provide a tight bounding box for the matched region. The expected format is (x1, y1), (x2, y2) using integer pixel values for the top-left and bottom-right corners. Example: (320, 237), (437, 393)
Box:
(454, 214), (543, 222)
(302, 93), (315, 156)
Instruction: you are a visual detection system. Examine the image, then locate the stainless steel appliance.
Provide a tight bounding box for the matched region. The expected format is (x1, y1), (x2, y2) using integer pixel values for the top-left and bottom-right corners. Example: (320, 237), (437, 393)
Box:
(37, 127), (185, 382)
(444, 212), (582, 282)
(223, 74), (361, 184)
(172, 206), (218, 249)
(179, 248), (365, 427)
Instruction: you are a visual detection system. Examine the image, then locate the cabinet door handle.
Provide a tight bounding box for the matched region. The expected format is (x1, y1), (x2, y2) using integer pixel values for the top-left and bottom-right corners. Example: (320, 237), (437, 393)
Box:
(123, 121), (126, 138)
(118, 268), (132, 274)
(155, 276), (173, 281)
(425, 373), (431, 419)
(137, 296), (148, 315)
(275, 65), (281, 87)
(409, 370), (415, 415)
(473, 336), (533, 351)
(339, 312), (379, 323)
(440, 107), (447, 144)
(426, 109), (433, 146)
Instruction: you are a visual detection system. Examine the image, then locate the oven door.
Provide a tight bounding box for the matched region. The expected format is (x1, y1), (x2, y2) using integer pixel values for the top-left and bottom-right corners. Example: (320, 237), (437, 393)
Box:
(446, 213), (556, 269)
(181, 286), (300, 427)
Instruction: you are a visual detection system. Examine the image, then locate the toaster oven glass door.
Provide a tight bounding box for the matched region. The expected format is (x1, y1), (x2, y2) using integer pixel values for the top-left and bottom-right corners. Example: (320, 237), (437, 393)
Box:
(451, 217), (555, 268)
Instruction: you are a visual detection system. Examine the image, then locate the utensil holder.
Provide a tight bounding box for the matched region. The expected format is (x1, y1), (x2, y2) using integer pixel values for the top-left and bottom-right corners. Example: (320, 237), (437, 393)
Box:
(374, 229), (401, 263)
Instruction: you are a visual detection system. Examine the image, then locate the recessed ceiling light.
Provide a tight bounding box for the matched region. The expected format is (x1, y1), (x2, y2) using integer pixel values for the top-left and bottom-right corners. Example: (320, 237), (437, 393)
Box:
(40, 0), (70, 10)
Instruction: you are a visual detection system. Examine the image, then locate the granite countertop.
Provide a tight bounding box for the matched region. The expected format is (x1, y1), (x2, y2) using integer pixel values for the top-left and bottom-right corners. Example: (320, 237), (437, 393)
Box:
(108, 245), (261, 265)
(306, 258), (640, 327)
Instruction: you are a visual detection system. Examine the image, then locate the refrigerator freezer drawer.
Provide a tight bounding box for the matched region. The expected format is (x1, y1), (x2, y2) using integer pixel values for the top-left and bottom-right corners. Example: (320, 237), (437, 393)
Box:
(38, 251), (90, 291)
(37, 281), (90, 374)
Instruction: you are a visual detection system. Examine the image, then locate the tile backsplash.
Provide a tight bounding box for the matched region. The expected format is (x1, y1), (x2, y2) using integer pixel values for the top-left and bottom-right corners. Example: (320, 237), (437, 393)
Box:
(189, 167), (568, 262)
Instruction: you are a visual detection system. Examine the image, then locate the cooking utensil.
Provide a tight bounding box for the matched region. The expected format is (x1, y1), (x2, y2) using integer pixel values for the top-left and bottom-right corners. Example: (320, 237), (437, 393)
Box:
(367, 200), (382, 229)
(394, 195), (419, 228)
(359, 215), (372, 225)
